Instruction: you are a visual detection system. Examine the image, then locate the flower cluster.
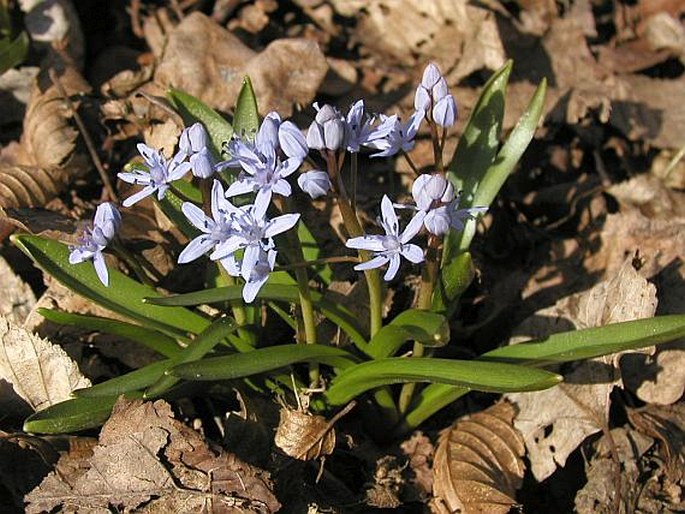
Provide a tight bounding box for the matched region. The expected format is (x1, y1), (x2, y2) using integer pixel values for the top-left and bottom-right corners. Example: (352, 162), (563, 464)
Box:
(82, 62), (485, 300)
(69, 202), (121, 286)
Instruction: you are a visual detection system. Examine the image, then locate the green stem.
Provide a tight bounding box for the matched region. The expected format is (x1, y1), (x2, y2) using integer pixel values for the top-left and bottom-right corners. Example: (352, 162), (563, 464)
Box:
(325, 150), (383, 337)
(397, 235), (440, 414)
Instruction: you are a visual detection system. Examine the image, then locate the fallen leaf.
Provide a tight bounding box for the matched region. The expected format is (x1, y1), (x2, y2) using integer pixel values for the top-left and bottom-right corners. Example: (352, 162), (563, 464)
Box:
(0, 314), (90, 419)
(0, 255), (36, 325)
(574, 427), (654, 514)
(274, 405), (336, 461)
(506, 259), (657, 481)
(431, 402), (525, 514)
(25, 398), (281, 513)
(154, 12), (328, 117)
(400, 431), (434, 500)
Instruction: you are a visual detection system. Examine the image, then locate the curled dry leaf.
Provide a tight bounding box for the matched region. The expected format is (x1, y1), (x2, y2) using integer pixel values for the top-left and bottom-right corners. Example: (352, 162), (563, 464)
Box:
(25, 398), (281, 514)
(0, 314), (91, 418)
(274, 405), (335, 461)
(431, 402), (525, 514)
(153, 12), (328, 117)
(0, 65), (91, 239)
(506, 259), (657, 481)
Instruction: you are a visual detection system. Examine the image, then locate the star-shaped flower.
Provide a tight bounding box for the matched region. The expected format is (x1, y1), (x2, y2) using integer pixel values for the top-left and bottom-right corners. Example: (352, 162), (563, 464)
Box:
(346, 195), (425, 281)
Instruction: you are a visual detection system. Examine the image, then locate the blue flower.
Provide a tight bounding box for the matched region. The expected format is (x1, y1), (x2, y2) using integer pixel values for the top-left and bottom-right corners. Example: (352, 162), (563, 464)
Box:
(345, 100), (377, 153)
(306, 103), (346, 151)
(223, 112), (306, 212)
(180, 123), (218, 179)
(118, 144), (191, 207)
(346, 195), (425, 281)
(298, 170), (332, 199)
(69, 202), (121, 286)
(177, 180), (239, 264)
(411, 173), (454, 211)
(364, 110), (424, 158)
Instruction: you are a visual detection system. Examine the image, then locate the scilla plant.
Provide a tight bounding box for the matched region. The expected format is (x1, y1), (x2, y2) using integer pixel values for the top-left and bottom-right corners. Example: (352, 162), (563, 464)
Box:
(14, 62), (685, 438)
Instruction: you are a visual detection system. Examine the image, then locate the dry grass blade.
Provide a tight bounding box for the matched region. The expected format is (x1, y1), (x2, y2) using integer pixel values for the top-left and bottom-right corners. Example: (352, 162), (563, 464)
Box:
(432, 402), (525, 514)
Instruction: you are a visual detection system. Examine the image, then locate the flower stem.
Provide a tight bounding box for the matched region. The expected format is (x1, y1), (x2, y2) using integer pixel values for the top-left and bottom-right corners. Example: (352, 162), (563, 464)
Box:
(325, 150), (383, 337)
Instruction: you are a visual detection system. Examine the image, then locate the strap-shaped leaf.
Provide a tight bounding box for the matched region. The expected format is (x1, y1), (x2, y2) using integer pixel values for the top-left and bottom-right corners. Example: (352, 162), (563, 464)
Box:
(400, 314), (685, 434)
(480, 314), (685, 366)
(23, 395), (123, 434)
(233, 76), (259, 137)
(38, 308), (183, 358)
(170, 344), (358, 381)
(167, 88), (233, 157)
(12, 235), (211, 338)
(325, 358), (561, 406)
(366, 309), (450, 359)
(74, 360), (173, 397)
(448, 60), (511, 197)
(145, 316), (238, 397)
(145, 283), (368, 350)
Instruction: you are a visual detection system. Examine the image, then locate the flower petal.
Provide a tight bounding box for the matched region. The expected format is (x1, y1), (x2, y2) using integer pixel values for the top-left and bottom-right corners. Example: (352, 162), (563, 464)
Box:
(122, 186), (155, 207)
(93, 252), (109, 286)
(178, 236), (215, 263)
(263, 213), (299, 239)
(345, 235), (386, 252)
(384, 255), (401, 281)
(401, 243), (424, 264)
(354, 255), (388, 272)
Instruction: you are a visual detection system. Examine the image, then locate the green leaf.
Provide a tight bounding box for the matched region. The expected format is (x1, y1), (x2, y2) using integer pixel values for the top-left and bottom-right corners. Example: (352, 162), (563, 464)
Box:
(157, 186), (202, 240)
(74, 360), (173, 397)
(167, 88), (233, 157)
(366, 310), (450, 359)
(325, 358), (561, 406)
(145, 317), (238, 398)
(232, 76), (259, 137)
(12, 235), (211, 338)
(0, 31), (28, 76)
(38, 308), (183, 359)
(296, 221), (333, 285)
(145, 284), (369, 350)
(400, 314), (685, 434)
(170, 344), (358, 381)
(448, 60), (511, 197)
(432, 251), (474, 313)
(23, 396), (126, 434)
(480, 314), (685, 367)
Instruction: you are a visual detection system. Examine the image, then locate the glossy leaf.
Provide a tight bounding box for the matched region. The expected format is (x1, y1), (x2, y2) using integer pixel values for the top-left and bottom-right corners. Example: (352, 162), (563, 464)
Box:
(38, 308), (183, 359)
(12, 235), (211, 338)
(480, 314), (685, 367)
(400, 314), (685, 434)
(366, 310), (450, 359)
(448, 61), (511, 197)
(432, 251), (474, 313)
(232, 76), (259, 137)
(74, 360), (172, 398)
(296, 221), (333, 285)
(170, 344), (358, 381)
(23, 396), (124, 434)
(167, 88), (233, 157)
(145, 283), (368, 350)
(145, 317), (238, 398)
(326, 358), (561, 406)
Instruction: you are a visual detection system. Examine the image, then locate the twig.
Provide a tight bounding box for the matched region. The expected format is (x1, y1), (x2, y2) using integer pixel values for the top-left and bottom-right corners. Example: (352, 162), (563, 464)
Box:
(49, 69), (119, 203)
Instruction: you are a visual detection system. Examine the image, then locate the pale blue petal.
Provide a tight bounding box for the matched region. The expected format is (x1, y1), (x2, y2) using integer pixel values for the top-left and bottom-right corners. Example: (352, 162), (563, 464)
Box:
(279, 121), (308, 160)
(210, 236), (244, 260)
(264, 213), (299, 238)
(384, 255), (401, 281)
(400, 210), (426, 244)
(122, 186), (155, 207)
(354, 255), (388, 271)
(225, 180), (256, 198)
(254, 188), (273, 217)
(117, 172), (150, 185)
(345, 235), (386, 252)
(178, 236), (215, 263)
(272, 179), (291, 198)
(240, 244), (261, 281)
(93, 252), (109, 286)
(181, 202), (212, 232)
(380, 195), (399, 235)
(401, 244), (425, 264)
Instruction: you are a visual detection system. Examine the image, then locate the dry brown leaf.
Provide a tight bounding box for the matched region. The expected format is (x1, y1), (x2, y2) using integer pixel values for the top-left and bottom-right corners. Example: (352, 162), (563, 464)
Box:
(506, 260), (657, 481)
(400, 431), (435, 500)
(574, 427), (654, 514)
(25, 398), (280, 513)
(431, 402), (525, 514)
(0, 314), (90, 418)
(0, 255), (36, 325)
(0, 64), (91, 239)
(154, 12), (328, 117)
(330, 0), (505, 83)
(274, 405), (335, 461)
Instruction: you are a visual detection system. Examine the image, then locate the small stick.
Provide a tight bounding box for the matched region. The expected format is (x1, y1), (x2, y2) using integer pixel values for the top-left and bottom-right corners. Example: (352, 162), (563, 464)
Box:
(49, 69), (119, 203)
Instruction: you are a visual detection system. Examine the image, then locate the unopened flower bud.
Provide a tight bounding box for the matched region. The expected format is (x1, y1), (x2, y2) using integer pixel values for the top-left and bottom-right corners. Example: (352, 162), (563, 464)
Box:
(298, 170), (332, 199)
